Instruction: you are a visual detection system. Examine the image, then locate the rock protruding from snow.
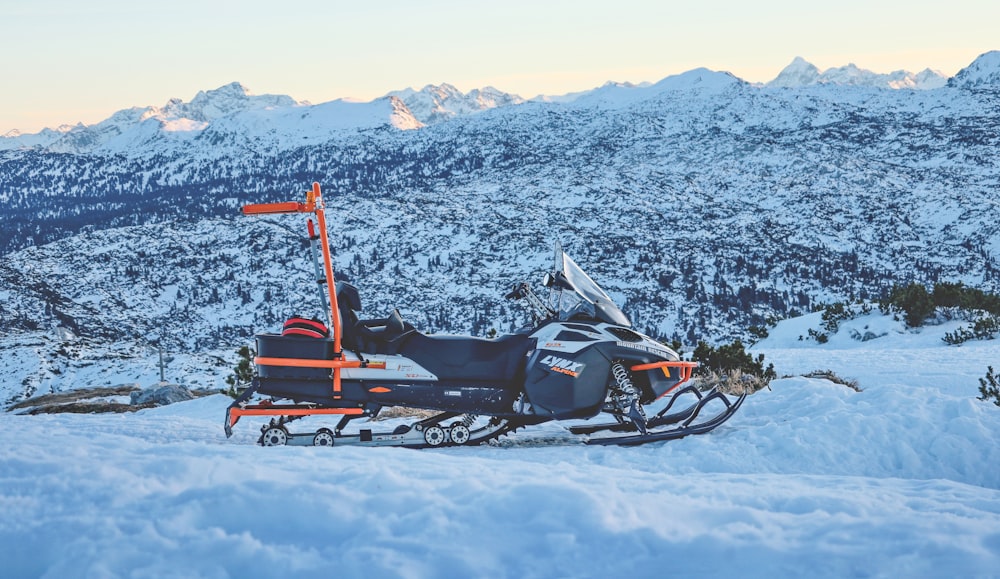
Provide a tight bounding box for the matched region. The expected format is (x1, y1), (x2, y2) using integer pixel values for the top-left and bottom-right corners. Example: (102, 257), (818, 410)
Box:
(768, 57), (946, 89)
(130, 384), (195, 406)
(948, 50), (1000, 89)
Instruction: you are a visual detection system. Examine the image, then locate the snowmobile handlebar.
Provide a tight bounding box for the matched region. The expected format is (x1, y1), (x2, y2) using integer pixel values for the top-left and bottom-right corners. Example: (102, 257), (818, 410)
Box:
(505, 283), (529, 300)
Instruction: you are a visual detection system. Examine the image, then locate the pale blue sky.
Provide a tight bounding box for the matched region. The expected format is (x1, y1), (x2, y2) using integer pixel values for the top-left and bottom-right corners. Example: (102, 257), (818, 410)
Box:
(2, 0), (997, 133)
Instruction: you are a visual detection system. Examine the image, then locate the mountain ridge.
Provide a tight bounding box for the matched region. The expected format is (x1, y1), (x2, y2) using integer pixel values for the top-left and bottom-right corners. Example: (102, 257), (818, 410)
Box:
(5, 53), (998, 153)
(767, 56), (948, 89)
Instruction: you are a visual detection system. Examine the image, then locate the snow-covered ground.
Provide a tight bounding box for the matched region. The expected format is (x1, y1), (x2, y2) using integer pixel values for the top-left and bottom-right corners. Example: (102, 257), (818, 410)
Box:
(2, 313), (999, 578)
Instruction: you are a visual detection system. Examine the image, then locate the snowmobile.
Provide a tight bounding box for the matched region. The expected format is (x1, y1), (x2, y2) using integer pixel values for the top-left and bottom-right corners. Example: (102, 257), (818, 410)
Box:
(225, 183), (745, 447)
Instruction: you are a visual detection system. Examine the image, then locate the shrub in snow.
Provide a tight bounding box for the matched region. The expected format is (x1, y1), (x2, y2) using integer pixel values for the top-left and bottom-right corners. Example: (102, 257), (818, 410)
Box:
(798, 301), (875, 343)
(686, 339), (776, 394)
(879, 281), (1000, 334)
(802, 369), (862, 392)
(807, 327), (829, 343)
(978, 366), (1000, 407)
(882, 282), (935, 328)
(943, 315), (1000, 346)
(223, 345), (256, 399)
(933, 281), (1000, 313)
(695, 368), (772, 394)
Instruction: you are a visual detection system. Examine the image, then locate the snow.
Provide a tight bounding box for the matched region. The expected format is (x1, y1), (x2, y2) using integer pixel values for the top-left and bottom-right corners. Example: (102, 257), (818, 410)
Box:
(2, 312), (999, 577)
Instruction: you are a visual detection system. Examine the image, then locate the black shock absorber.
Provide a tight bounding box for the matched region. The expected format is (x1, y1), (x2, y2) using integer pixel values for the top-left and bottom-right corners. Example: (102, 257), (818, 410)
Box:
(611, 361), (637, 406)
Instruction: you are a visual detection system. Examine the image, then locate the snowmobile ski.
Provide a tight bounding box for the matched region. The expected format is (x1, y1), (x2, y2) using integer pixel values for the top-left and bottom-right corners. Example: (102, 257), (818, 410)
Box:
(577, 387), (747, 446)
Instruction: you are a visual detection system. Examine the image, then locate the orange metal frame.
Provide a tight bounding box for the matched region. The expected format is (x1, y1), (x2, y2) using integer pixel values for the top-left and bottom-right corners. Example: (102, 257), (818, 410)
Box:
(241, 182), (353, 399)
(631, 360), (699, 399)
(228, 405), (363, 430)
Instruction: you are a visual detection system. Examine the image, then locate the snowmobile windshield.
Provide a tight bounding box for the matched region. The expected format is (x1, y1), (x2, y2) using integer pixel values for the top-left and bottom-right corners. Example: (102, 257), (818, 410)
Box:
(553, 252), (631, 327)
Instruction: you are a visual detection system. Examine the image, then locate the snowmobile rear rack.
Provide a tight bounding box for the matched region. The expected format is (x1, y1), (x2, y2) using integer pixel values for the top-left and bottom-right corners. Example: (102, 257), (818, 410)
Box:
(241, 183), (354, 399)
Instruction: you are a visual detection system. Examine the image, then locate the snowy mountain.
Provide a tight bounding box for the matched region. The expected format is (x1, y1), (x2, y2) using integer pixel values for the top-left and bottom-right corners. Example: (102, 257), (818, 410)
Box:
(1, 124), (79, 148)
(0, 81), (526, 155)
(949, 49), (1000, 88)
(1, 52), (1000, 403)
(531, 80), (650, 104)
(0, 82), (422, 155)
(386, 83), (525, 124)
(768, 56), (947, 89)
(567, 68), (744, 107)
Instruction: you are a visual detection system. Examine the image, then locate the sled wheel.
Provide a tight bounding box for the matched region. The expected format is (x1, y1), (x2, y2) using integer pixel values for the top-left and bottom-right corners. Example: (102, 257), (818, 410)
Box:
(423, 425), (446, 447)
(449, 422), (471, 445)
(262, 426), (288, 446)
(313, 429), (335, 447)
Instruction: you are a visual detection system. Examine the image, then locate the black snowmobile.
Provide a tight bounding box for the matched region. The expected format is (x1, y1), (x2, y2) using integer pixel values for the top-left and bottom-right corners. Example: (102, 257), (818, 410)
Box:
(225, 183), (745, 447)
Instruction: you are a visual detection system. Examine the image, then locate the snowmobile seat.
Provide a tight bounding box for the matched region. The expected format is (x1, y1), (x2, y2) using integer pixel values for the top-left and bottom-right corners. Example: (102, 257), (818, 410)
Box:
(354, 309), (415, 355)
(397, 331), (532, 383)
(335, 282), (363, 351)
(334, 283), (415, 355)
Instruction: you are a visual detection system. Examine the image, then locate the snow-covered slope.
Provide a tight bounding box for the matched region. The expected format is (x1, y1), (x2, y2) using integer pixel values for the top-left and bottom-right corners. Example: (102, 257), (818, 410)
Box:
(566, 68), (744, 108)
(949, 49), (1000, 89)
(1, 313), (998, 577)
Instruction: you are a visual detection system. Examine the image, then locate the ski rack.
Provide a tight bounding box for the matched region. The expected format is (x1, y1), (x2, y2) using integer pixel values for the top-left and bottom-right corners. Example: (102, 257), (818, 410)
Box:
(233, 182), (362, 431)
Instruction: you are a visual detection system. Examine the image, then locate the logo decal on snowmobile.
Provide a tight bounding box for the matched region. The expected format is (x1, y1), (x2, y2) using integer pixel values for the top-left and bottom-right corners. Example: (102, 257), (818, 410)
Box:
(616, 341), (671, 356)
(540, 355), (585, 378)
